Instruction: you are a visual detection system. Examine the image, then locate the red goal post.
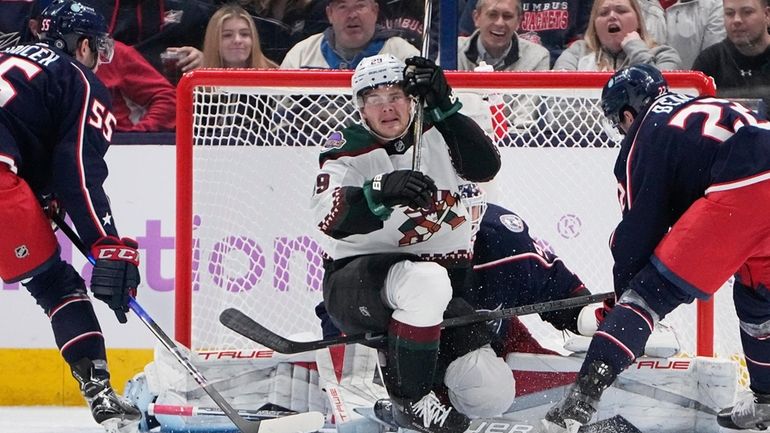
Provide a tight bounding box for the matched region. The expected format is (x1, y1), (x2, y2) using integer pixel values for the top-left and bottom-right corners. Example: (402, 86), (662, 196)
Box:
(175, 70), (720, 360)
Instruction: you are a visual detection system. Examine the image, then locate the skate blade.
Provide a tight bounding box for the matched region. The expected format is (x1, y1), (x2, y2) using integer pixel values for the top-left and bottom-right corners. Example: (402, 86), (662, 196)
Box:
(100, 417), (140, 433)
(564, 419), (582, 433)
(353, 407), (398, 431)
(578, 415), (641, 433)
(540, 418), (568, 433)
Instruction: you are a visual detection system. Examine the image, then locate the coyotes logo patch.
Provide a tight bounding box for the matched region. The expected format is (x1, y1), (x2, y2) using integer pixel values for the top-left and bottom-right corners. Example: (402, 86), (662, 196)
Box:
(398, 191), (466, 246)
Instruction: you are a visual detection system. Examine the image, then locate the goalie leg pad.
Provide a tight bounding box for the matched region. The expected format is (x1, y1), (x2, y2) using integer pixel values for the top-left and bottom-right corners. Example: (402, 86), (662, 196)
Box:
(444, 345), (515, 418)
(0, 165), (58, 282)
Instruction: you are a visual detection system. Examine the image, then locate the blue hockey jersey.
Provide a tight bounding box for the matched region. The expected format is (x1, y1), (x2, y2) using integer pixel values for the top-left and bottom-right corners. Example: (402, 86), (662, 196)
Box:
(470, 203), (587, 336)
(0, 42), (119, 248)
(611, 93), (770, 293)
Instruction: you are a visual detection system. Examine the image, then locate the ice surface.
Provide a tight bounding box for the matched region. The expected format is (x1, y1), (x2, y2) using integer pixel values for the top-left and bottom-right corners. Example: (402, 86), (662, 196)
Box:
(0, 406), (104, 433)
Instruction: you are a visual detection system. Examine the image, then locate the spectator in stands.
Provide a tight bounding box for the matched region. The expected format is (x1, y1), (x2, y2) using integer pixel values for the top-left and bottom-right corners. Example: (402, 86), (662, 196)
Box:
(86, 0), (214, 74)
(460, 0), (592, 67)
(377, 0), (424, 50)
(201, 4), (279, 68)
(280, 0), (418, 69)
(96, 41), (177, 132)
(377, 0), (445, 59)
(553, 0), (681, 70)
(638, 0), (725, 69)
(457, 0), (550, 134)
(692, 0), (770, 115)
(226, 0), (325, 63)
(458, 0), (550, 71)
(22, 0), (176, 132)
(166, 4), (279, 73)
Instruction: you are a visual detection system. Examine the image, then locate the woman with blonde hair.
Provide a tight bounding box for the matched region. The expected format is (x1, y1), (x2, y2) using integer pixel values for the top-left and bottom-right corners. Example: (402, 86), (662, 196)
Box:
(201, 4), (278, 68)
(553, 0), (680, 71)
(165, 4), (277, 72)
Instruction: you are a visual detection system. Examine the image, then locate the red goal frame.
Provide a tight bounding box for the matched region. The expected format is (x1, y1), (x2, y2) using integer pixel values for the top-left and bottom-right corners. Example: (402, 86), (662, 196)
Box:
(175, 69), (716, 354)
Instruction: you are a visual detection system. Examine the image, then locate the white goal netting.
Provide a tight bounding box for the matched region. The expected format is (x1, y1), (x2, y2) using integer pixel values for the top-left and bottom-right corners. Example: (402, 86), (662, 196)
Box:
(175, 70), (746, 386)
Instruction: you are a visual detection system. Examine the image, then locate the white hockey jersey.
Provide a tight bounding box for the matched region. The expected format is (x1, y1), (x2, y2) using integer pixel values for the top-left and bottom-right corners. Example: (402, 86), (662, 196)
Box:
(312, 122), (485, 263)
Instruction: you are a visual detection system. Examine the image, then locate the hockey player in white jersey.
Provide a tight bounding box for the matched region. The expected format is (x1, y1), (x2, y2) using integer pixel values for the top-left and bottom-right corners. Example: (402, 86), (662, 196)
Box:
(311, 53), (510, 433)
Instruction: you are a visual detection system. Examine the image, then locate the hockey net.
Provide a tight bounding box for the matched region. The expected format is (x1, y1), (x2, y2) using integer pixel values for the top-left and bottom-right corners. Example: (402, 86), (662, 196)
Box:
(175, 70), (744, 384)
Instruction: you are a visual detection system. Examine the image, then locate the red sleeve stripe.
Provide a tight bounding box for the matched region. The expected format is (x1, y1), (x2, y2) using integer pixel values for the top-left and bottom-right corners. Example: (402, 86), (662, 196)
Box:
(595, 330), (636, 359)
(59, 331), (104, 354)
(473, 253), (562, 270)
(0, 153), (17, 173)
(73, 64), (107, 238)
(48, 295), (91, 319)
(705, 170), (770, 194)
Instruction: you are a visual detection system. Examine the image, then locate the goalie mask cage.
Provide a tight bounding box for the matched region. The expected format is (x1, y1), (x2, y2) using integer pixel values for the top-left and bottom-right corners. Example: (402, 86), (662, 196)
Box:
(175, 70), (742, 381)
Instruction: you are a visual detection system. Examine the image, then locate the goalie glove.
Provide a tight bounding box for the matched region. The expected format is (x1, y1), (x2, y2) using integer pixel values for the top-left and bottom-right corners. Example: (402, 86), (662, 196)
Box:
(576, 298), (615, 336)
(90, 236), (140, 324)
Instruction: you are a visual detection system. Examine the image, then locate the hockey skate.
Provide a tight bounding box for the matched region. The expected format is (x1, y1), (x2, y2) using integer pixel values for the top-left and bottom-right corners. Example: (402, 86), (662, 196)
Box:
(71, 358), (141, 433)
(543, 361), (615, 432)
(717, 390), (770, 430)
(374, 391), (470, 433)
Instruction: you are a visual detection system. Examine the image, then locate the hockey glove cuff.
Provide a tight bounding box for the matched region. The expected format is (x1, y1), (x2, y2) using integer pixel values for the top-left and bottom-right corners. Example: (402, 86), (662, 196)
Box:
(363, 176), (394, 220)
(90, 236), (140, 324)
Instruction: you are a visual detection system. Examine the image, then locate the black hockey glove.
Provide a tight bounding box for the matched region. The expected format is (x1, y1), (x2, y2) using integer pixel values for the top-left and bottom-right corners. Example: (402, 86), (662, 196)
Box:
(365, 170), (437, 214)
(404, 56), (460, 120)
(90, 236), (140, 324)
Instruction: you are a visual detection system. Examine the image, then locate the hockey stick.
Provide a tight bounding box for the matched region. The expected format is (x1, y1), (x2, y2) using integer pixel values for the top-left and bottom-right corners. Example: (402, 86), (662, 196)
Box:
(51, 214), (325, 433)
(411, 0), (433, 170)
(220, 292), (614, 354)
(148, 402), (299, 421)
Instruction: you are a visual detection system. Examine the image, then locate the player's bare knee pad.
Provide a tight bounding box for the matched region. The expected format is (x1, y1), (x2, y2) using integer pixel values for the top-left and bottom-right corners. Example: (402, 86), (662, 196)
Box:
(384, 261), (452, 327)
(0, 166), (58, 282)
(445, 344), (515, 418)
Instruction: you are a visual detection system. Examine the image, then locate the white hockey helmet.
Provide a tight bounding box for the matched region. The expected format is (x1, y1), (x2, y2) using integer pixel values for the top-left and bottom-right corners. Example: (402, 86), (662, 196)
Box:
(351, 54), (405, 109)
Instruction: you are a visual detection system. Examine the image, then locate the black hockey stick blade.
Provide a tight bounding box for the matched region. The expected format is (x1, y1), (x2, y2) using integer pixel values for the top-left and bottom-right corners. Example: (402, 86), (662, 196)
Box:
(220, 308), (387, 353)
(220, 292), (614, 354)
(579, 415), (642, 433)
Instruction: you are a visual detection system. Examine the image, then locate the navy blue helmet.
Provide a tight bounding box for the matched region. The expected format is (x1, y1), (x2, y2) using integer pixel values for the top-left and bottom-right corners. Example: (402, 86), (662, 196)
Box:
(601, 64), (668, 128)
(38, 0), (114, 63)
